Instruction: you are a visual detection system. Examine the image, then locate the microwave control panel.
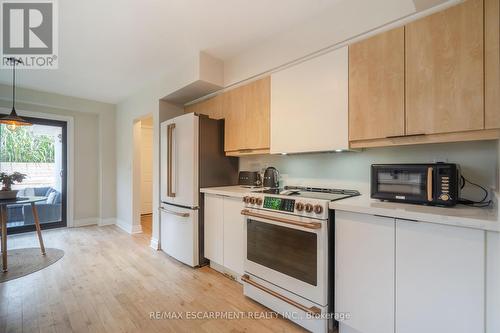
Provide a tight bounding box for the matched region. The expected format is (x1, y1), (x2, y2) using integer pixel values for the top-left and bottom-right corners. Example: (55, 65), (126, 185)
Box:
(435, 165), (458, 204)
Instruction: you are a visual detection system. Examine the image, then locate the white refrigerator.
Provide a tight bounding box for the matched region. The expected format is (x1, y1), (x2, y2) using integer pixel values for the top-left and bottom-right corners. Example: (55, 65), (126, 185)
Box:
(160, 112), (238, 267)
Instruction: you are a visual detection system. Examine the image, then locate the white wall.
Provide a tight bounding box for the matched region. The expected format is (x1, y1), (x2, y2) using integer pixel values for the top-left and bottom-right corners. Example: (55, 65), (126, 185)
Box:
(0, 84), (116, 226)
(223, 0), (456, 85)
(240, 141), (499, 200)
(115, 82), (184, 236)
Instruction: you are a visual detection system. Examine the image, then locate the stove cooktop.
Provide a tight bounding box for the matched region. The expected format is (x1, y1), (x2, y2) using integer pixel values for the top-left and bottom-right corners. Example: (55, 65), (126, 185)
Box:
(256, 186), (360, 202)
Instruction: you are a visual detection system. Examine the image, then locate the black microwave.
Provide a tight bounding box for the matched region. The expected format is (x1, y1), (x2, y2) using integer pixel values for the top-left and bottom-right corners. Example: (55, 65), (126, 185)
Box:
(371, 163), (460, 206)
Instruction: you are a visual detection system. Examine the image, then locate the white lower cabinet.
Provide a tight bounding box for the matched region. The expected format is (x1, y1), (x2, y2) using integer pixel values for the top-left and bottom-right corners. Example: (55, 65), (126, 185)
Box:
(335, 211), (487, 333)
(395, 220), (485, 333)
(203, 194), (245, 277)
(222, 196), (245, 275)
(486, 231), (500, 333)
(335, 211), (395, 333)
(204, 194), (224, 264)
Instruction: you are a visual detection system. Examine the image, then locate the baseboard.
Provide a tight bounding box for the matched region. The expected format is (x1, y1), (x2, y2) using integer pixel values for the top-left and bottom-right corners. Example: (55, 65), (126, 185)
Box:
(99, 217), (116, 226)
(209, 261), (242, 284)
(73, 217), (99, 227)
(115, 219), (143, 234)
(150, 237), (159, 250)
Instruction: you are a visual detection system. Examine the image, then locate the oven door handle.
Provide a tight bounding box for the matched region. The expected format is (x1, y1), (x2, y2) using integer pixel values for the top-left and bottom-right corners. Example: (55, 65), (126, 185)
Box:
(240, 209), (322, 230)
(241, 274), (322, 315)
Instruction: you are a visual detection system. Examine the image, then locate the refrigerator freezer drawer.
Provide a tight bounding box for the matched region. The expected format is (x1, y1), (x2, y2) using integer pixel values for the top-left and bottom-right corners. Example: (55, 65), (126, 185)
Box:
(160, 204), (199, 267)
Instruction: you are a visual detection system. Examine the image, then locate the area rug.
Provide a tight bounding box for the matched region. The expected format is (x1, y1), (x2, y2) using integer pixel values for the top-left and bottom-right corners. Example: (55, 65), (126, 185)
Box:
(0, 248), (64, 283)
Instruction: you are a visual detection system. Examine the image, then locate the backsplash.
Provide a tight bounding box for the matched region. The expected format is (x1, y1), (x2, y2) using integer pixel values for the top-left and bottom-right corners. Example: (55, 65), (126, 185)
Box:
(240, 140), (499, 199)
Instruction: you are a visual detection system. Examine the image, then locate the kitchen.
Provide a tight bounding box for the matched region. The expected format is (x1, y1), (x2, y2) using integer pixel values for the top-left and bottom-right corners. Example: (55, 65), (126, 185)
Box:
(157, 1), (500, 333)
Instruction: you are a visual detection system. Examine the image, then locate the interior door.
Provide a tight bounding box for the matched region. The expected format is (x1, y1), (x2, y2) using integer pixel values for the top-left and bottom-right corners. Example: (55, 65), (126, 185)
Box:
(160, 113), (199, 207)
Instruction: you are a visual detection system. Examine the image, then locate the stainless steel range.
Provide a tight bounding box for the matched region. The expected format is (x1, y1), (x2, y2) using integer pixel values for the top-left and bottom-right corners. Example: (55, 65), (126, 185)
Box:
(240, 186), (359, 333)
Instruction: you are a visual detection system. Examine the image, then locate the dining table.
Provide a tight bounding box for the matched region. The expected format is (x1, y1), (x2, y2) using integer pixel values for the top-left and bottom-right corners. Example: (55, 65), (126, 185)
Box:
(0, 196), (47, 272)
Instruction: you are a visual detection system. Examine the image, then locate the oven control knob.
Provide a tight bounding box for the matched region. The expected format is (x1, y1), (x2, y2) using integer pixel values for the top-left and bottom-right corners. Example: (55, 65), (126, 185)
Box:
(295, 202), (304, 211)
(243, 196), (250, 204)
(305, 203), (314, 213)
(249, 197), (256, 204)
(314, 205), (323, 214)
(256, 198), (263, 205)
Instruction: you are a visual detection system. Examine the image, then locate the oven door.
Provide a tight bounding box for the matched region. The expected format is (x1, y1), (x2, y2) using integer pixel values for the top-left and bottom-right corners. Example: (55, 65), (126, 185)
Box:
(243, 208), (328, 306)
(371, 165), (433, 204)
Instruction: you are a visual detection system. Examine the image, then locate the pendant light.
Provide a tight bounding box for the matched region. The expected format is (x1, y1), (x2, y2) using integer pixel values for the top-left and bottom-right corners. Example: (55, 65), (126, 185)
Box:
(0, 57), (31, 131)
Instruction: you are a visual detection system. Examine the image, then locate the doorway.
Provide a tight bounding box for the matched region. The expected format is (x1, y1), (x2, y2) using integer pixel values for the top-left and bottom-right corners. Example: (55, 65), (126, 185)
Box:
(135, 116), (153, 236)
(0, 115), (67, 234)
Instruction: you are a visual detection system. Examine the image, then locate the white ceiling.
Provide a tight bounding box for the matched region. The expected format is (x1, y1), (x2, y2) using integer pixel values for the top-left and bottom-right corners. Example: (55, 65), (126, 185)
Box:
(0, 0), (341, 104)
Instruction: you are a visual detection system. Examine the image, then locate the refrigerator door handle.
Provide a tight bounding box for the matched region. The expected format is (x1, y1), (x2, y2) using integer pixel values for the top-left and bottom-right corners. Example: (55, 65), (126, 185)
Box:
(167, 123), (176, 197)
(159, 207), (189, 218)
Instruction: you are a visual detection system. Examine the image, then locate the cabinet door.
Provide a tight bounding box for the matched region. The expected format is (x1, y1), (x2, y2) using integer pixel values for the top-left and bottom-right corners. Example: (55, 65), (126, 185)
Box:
(335, 211), (395, 333)
(203, 194), (224, 264)
(223, 87), (246, 152)
(185, 95), (224, 120)
(405, 0), (484, 135)
(396, 220), (485, 333)
(486, 231), (500, 333)
(271, 47), (348, 153)
(224, 77), (270, 154)
(349, 28), (405, 141)
(222, 196), (245, 275)
(485, 0), (500, 129)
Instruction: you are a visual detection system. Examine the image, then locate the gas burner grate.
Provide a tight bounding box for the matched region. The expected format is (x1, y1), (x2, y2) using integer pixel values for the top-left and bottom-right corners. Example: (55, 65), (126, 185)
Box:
(284, 185), (360, 196)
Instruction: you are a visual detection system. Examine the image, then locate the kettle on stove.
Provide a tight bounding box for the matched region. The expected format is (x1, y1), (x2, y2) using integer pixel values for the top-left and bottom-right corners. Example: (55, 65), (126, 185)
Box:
(263, 167), (279, 188)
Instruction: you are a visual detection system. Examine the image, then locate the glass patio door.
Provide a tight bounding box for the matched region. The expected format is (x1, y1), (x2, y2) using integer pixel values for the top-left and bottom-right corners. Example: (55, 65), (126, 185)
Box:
(0, 114), (67, 234)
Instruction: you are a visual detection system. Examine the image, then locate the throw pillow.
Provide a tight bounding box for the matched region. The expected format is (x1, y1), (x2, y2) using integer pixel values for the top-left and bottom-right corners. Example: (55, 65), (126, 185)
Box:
(24, 188), (35, 197)
(46, 191), (56, 204)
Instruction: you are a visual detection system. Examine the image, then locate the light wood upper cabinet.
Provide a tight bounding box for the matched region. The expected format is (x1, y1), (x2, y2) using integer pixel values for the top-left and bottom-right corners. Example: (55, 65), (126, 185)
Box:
(184, 77), (270, 156)
(405, 0), (484, 135)
(349, 27), (405, 141)
(184, 94), (224, 120)
(485, 0), (500, 129)
(223, 77), (270, 155)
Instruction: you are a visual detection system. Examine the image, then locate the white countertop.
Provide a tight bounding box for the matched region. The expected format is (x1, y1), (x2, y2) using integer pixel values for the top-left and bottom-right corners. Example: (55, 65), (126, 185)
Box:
(200, 185), (257, 198)
(330, 195), (499, 232)
(200, 185), (500, 232)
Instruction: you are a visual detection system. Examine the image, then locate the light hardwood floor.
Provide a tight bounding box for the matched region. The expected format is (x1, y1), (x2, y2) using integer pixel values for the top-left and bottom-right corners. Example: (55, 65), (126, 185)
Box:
(141, 214), (152, 236)
(0, 226), (306, 333)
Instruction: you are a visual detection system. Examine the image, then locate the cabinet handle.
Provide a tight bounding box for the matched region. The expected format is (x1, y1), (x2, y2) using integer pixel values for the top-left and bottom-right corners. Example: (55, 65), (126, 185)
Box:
(427, 167), (433, 202)
(241, 274), (321, 315)
(386, 133), (425, 139)
(159, 207), (189, 218)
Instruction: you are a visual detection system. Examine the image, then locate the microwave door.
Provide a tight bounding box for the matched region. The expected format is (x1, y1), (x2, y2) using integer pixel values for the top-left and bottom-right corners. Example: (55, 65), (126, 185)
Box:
(373, 166), (429, 203)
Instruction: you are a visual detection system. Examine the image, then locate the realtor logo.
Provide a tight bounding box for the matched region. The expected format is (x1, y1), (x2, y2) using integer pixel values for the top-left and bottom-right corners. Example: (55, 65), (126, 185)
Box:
(1, 0), (58, 69)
